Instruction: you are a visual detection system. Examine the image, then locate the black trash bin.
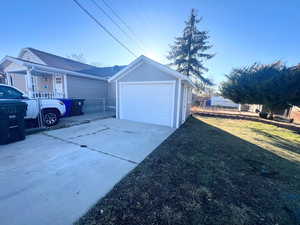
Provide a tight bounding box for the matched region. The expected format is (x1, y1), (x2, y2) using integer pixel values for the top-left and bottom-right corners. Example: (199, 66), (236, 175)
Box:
(0, 100), (27, 144)
(70, 99), (85, 116)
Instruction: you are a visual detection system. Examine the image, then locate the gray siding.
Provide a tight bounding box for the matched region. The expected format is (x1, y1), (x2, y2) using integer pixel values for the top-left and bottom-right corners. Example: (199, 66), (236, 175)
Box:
(4, 61), (27, 72)
(9, 73), (27, 93)
(107, 80), (116, 108)
(67, 75), (107, 99)
(119, 63), (176, 82)
(67, 75), (108, 113)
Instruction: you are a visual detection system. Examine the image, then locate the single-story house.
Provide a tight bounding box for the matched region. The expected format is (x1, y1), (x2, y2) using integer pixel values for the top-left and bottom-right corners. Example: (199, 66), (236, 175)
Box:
(0, 48), (194, 128)
(0, 48), (125, 104)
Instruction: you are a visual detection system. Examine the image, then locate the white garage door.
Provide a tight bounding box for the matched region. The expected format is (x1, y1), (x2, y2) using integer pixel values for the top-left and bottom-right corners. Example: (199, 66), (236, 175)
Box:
(119, 82), (175, 127)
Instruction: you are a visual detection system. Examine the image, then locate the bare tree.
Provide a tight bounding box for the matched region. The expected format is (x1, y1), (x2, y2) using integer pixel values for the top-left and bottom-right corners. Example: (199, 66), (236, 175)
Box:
(66, 53), (87, 63)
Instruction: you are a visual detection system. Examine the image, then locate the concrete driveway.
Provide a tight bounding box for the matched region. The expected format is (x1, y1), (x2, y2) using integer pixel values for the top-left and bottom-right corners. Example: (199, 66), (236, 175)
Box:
(0, 118), (174, 225)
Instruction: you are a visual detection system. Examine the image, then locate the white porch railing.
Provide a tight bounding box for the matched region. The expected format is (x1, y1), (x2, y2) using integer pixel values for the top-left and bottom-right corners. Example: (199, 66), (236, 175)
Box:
(31, 91), (65, 99)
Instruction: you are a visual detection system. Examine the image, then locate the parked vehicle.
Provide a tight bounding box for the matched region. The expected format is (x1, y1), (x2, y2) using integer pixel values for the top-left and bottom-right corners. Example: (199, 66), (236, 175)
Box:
(0, 84), (66, 126)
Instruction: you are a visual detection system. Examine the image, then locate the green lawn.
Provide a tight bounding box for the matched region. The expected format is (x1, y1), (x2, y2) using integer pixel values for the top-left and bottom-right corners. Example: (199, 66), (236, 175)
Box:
(76, 116), (300, 225)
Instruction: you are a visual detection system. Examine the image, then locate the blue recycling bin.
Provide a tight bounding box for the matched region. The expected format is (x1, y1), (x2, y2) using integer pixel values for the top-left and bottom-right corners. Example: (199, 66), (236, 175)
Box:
(58, 98), (72, 117)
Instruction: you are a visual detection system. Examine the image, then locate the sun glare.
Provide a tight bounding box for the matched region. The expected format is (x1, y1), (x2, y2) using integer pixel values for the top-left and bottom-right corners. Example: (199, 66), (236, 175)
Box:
(145, 51), (160, 61)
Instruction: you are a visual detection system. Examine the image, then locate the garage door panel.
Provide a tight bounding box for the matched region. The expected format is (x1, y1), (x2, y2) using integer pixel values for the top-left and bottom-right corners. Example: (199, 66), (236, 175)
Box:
(119, 82), (175, 127)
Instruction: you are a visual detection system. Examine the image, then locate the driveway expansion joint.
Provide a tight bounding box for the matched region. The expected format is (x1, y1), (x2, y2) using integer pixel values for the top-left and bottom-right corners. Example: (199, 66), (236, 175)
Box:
(42, 133), (138, 165)
(68, 127), (110, 139)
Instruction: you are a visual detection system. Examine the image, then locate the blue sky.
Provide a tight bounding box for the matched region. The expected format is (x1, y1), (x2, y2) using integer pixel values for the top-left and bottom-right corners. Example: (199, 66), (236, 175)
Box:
(1, 0), (299, 85)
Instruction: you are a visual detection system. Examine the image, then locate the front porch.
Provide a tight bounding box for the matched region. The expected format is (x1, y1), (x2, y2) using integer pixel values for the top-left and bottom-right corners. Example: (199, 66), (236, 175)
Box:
(32, 91), (65, 99)
(7, 68), (67, 99)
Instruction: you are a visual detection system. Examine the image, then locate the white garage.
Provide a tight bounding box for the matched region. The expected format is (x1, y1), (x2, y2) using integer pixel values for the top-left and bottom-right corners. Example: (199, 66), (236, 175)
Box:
(109, 56), (195, 128)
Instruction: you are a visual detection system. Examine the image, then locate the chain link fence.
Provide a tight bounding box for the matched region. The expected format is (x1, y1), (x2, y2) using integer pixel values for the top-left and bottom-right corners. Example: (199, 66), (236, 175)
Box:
(26, 98), (116, 131)
(83, 98), (115, 114)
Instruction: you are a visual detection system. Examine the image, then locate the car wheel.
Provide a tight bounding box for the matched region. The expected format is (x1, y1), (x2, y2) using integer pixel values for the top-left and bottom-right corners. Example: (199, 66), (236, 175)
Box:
(43, 110), (60, 127)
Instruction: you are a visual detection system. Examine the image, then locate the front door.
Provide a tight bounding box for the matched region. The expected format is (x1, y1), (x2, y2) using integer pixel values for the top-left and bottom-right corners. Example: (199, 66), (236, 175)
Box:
(54, 75), (63, 95)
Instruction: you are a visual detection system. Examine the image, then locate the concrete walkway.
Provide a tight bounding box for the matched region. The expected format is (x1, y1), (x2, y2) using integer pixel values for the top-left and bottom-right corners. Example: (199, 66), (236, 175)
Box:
(26, 111), (116, 134)
(0, 118), (174, 225)
(58, 111), (115, 128)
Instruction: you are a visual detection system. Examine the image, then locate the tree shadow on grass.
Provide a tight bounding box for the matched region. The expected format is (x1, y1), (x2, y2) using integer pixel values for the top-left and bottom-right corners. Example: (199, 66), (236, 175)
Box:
(250, 128), (300, 155)
(76, 116), (300, 225)
(195, 112), (300, 133)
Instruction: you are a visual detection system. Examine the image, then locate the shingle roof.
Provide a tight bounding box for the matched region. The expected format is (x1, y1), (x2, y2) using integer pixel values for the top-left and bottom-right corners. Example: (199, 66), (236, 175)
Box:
(26, 48), (126, 78)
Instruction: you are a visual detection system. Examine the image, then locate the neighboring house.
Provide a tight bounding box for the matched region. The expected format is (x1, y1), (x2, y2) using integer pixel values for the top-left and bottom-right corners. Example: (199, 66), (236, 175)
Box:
(289, 106), (300, 124)
(0, 47), (125, 101)
(0, 48), (195, 128)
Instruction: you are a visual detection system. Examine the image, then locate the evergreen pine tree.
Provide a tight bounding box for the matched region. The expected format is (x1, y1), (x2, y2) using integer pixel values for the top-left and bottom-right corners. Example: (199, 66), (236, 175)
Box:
(167, 9), (214, 85)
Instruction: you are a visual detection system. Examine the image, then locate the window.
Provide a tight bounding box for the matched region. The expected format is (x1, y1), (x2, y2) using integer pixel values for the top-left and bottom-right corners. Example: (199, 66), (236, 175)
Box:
(55, 77), (62, 84)
(0, 86), (23, 99)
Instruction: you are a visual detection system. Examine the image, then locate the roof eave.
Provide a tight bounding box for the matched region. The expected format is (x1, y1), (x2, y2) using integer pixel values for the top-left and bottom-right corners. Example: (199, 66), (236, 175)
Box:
(108, 56), (144, 82)
(2, 56), (107, 81)
(108, 55), (196, 88)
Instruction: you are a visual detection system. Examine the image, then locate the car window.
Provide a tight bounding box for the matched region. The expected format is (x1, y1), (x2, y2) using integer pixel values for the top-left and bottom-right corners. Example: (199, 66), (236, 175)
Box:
(0, 86), (23, 99)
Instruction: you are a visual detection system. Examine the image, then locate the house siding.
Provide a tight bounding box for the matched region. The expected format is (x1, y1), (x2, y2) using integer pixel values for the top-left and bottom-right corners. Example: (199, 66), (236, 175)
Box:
(9, 73), (27, 92)
(4, 62), (27, 92)
(119, 62), (176, 82)
(4, 62), (26, 73)
(117, 62), (180, 128)
(20, 50), (46, 65)
(107, 80), (116, 108)
(66, 75), (108, 113)
(67, 75), (107, 99)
